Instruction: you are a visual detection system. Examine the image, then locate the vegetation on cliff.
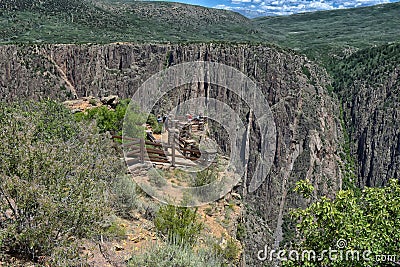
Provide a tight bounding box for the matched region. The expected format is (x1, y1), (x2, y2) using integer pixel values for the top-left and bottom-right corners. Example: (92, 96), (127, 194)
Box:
(0, 100), (234, 266)
(0, 100), (127, 264)
(286, 179), (400, 266)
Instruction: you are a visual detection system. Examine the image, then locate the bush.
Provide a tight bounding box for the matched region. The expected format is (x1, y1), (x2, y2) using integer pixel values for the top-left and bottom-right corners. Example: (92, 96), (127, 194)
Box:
(110, 175), (140, 219)
(213, 237), (241, 264)
(287, 179), (400, 267)
(192, 164), (218, 187)
(75, 105), (115, 132)
(0, 100), (124, 263)
(154, 205), (203, 246)
(128, 242), (223, 267)
(236, 222), (246, 241)
(89, 98), (97, 106)
(102, 216), (128, 240)
(74, 98), (132, 134)
(122, 103), (147, 139)
(146, 114), (162, 134)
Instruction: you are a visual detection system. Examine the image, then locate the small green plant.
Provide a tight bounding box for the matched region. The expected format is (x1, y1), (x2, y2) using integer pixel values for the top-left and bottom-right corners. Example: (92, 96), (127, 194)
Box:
(128, 242), (223, 267)
(148, 169), (168, 188)
(223, 238), (240, 262)
(192, 164), (218, 187)
(111, 175), (140, 219)
(103, 218), (127, 240)
(164, 168), (192, 183)
(213, 237), (240, 264)
(326, 84), (334, 95)
(147, 113), (162, 134)
(89, 98), (97, 106)
(205, 206), (213, 216)
(293, 179), (315, 199)
(236, 222), (246, 241)
(154, 205), (203, 246)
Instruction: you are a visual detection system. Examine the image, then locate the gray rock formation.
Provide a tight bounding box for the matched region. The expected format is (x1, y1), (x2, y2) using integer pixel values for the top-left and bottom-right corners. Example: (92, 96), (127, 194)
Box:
(333, 44), (400, 188)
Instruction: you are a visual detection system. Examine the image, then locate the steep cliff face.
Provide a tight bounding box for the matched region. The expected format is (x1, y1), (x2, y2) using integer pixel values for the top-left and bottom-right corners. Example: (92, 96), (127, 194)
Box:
(332, 43), (400, 188)
(0, 43), (343, 265)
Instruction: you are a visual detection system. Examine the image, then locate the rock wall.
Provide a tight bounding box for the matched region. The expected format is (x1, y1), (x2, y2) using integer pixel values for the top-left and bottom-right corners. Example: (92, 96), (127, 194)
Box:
(334, 45), (400, 188)
(0, 43), (343, 266)
(344, 73), (400, 187)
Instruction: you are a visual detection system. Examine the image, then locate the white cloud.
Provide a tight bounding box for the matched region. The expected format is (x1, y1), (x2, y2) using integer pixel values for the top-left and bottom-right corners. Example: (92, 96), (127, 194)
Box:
(213, 0), (396, 17)
(308, 1), (334, 9)
(214, 4), (233, 10)
(231, 0), (252, 4)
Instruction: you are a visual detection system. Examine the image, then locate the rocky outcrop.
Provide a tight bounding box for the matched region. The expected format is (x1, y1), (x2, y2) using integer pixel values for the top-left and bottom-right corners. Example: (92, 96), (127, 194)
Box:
(333, 44), (400, 188)
(0, 43), (343, 266)
(347, 75), (400, 187)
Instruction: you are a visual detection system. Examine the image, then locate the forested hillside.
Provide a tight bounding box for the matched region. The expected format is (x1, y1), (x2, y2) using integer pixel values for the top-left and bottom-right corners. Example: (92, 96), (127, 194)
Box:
(1, 0), (400, 60)
(0, 0), (254, 43)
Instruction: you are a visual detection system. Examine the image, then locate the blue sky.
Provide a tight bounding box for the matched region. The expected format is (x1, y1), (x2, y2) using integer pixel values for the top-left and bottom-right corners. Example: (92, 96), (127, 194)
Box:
(162, 0), (399, 17)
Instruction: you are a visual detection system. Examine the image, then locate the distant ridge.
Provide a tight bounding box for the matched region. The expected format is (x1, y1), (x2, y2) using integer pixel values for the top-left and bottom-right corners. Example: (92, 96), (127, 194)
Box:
(1, 0), (399, 63)
(0, 0), (251, 44)
(253, 1), (400, 62)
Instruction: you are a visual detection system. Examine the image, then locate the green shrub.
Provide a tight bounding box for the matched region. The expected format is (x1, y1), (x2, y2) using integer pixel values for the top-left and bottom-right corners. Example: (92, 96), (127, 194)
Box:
(213, 237), (240, 264)
(154, 205), (203, 246)
(302, 66), (312, 79)
(128, 242), (223, 267)
(192, 164), (218, 187)
(89, 98), (97, 106)
(122, 103), (147, 139)
(111, 175), (140, 219)
(236, 222), (246, 241)
(0, 100), (124, 263)
(147, 114), (162, 134)
(74, 98), (132, 134)
(287, 179), (400, 267)
(103, 217), (127, 240)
